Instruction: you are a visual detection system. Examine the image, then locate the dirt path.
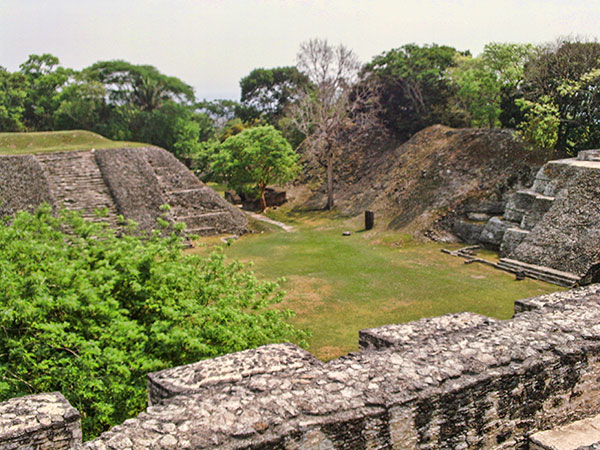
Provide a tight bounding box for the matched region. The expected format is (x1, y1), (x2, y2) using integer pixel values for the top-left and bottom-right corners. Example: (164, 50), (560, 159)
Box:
(245, 211), (294, 232)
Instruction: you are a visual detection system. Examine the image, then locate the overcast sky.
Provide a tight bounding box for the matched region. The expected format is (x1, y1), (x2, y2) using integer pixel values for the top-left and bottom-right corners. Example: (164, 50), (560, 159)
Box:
(1, 0), (598, 100)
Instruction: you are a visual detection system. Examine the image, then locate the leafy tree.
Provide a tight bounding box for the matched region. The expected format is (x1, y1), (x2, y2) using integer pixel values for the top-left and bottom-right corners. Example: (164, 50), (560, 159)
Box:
(52, 75), (110, 133)
(212, 125), (299, 210)
(84, 60), (195, 111)
(364, 43), (466, 140)
(451, 43), (534, 128)
(19, 54), (70, 130)
(0, 206), (307, 438)
(288, 38), (381, 210)
(196, 99), (241, 130)
(239, 67), (310, 124)
(519, 39), (600, 154)
(0, 67), (27, 131)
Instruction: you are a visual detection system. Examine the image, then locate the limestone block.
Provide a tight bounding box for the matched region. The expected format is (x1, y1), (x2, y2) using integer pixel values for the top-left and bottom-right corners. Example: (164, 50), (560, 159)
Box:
(452, 219), (485, 244)
(530, 413), (600, 449)
(479, 216), (515, 249)
(0, 392), (81, 450)
(500, 227), (529, 257)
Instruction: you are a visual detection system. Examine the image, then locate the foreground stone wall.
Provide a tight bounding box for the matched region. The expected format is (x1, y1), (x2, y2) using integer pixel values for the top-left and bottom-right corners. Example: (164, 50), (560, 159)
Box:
(75, 284), (600, 449)
(0, 392), (81, 449)
(5, 286), (600, 449)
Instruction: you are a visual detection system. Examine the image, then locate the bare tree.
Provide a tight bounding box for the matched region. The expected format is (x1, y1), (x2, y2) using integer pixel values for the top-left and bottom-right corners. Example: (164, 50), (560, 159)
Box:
(289, 38), (381, 210)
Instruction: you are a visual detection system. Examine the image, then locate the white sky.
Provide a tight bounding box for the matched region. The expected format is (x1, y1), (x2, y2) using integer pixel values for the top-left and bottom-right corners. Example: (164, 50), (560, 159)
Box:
(1, 0), (598, 100)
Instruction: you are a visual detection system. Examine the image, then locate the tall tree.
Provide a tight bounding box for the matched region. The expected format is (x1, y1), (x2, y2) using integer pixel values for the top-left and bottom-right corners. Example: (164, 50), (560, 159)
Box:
(0, 67), (27, 131)
(451, 43), (534, 128)
(84, 60), (195, 111)
(363, 43), (465, 140)
(289, 38), (380, 210)
(239, 66), (310, 124)
(212, 125), (299, 210)
(519, 38), (600, 154)
(19, 54), (70, 130)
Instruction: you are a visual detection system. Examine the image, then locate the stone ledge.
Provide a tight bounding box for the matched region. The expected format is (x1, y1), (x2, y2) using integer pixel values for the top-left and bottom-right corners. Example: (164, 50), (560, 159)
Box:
(147, 343), (323, 405)
(359, 312), (498, 350)
(0, 392), (81, 449)
(530, 413), (600, 449)
(83, 284), (600, 449)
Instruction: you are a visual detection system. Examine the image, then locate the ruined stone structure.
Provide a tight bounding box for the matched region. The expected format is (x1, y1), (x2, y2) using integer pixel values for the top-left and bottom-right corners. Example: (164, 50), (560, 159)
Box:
(455, 150), (600, 286)
(0, 147), (247, 236)
(4, 285), (600, 449)
(0, 392), (81, 449)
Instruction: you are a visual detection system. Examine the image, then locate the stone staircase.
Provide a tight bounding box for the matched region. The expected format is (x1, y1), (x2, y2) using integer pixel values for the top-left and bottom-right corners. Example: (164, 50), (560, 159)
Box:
(496, 155), (591, 286)
(147, 162), (232, 236)
(36, 151), (119, 225)
(496, 258), (580, 287)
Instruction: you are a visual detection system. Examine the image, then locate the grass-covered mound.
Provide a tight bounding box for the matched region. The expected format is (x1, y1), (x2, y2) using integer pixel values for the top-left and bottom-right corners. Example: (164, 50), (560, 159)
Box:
(0, 130), (143, 155)
(0, 206), (306, 439)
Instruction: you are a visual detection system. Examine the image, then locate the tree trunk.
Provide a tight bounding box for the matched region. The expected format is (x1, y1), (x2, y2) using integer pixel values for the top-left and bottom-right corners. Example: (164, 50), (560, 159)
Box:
(259, 185), (267, 211)
(326, 146), (334, 210)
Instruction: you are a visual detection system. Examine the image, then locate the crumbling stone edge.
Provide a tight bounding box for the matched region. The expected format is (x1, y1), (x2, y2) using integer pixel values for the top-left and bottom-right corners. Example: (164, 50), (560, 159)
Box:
(3, 285), (600, 449)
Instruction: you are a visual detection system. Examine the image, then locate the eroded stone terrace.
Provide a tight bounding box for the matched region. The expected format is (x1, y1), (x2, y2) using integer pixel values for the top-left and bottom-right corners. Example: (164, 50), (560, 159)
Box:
(4, 285), (600, 449)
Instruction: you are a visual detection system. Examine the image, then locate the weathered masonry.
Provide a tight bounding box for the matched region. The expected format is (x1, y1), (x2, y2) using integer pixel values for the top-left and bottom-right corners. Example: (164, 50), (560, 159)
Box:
(4, 285), (600, 448)
(455, 149), (600, 286)
(0, 147), (247, 236)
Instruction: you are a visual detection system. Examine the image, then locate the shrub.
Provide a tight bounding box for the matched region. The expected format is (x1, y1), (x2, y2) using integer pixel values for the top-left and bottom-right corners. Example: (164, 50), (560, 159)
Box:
(0, 206), (307, 439)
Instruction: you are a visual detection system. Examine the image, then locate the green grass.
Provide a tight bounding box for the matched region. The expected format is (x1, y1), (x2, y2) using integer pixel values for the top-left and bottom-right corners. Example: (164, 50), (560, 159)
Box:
(0, 130), (144, 155)
(192, 208), (563, 360)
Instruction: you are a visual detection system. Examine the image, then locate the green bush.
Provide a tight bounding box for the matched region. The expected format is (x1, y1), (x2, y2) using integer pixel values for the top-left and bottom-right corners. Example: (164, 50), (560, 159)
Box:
(0, 206), (307, 439)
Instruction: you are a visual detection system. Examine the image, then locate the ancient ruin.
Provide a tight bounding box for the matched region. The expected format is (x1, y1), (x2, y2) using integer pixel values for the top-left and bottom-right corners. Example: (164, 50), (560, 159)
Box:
(0, 147), (247, 236)
(454, 149), (600, 286)
(4, 285), (600, 449)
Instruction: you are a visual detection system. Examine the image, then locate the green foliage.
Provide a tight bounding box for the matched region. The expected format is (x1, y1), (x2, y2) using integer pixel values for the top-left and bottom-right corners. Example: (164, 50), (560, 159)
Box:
(239, 67), (310, 124)
(364, 43), (467, 139)
(84, 60), (194, 111)
(0, 206), (306, 438)
(451, 43), (534, 128)
(0, 67), (27, 131)
(19, 54), (71, 131)
(520, 39), (600, 154)
(212, 125), (299, 209)
(516, 96), (560, 152)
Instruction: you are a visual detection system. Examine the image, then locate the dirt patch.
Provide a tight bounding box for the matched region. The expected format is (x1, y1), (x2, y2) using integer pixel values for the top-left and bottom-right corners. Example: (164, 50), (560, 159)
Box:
(279, 275), (333, 311)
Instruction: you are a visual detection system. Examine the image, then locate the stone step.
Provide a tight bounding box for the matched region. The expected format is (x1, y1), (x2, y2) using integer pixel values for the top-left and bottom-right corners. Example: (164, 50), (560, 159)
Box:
(184, 226), (217, 236)
(36, 151), (120, 227)
(497, 258), (580, 287)
(530, 413), (600, 449)
(173, 212), (231, 230)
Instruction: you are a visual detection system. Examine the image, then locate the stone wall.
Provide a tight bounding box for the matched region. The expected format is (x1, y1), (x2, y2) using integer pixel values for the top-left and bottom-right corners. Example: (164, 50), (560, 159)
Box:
(95, 148), (169, 232)
(72, 284), (600, 449)
(0, 155), (54, 218)
(510, 166), (600, 278)
(0, 392), (81, 449)
(4, 286), (600, 448)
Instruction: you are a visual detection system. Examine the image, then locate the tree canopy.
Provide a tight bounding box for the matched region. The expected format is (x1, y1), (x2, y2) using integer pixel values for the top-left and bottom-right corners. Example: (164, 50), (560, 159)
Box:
(212, 125), (299, 209)
(239, 66), (310, 124)
(364, 43), (466, 140)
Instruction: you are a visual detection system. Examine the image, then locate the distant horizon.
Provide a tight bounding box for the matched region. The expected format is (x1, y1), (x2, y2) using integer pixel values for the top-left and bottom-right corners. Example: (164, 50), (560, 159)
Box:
(2, 0), (599, 101)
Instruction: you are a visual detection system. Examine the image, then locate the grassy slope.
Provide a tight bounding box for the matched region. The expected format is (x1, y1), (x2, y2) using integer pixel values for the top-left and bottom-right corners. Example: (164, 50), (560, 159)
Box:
(192, 208), (563, 361)
(0, 130), (144, 155)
